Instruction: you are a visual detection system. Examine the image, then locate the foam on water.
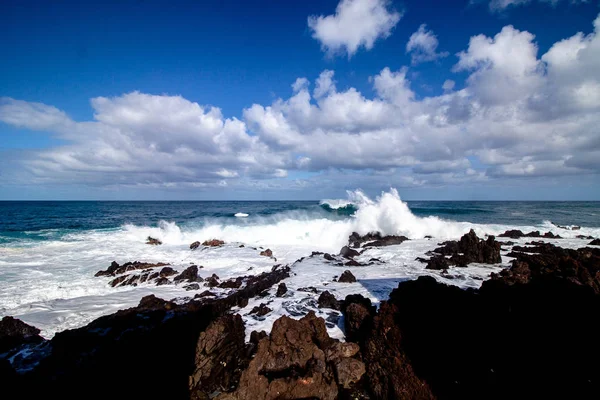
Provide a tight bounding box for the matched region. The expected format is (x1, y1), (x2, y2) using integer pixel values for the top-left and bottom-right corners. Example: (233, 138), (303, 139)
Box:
(1, 189), (599, 338)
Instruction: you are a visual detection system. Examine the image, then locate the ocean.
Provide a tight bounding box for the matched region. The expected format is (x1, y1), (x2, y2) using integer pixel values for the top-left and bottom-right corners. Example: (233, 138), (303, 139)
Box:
(1, 189), (599, 339)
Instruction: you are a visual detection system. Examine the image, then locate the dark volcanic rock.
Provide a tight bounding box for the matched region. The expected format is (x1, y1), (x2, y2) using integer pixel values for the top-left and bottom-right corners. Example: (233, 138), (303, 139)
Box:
(248, 303), (272, 317)
(219, 312), (365, 400)
(341, 294), (376, 343)
(203, 239), (225, 247)
(146, 236), (162, 245)
(159, 266), (177, 277)
(94, 261), (169, 277)
(318, 290), (340, 310)
(205, 274), (220, 288)
(190, 241), (201, 250)
(219, 277), (243, 289)
(189, 314), (247, 399)
(421, 229), (501, 269)
(339, 245), (360, 259)
(184, 283), (200, 291)
(0, 316), (44, 355)
(174, 265), (199, 282)
(363, 235), (409, 248)
(10, 266), (291, 399)
(338, 270), (357, 283)
(590, 239), (600, 246)
(323, 253), (335, 261)
(499, 229), (562, 239)
(345, 259), (363, 267)
(259, 248), (273, 257)
(275, 282), (287, 297)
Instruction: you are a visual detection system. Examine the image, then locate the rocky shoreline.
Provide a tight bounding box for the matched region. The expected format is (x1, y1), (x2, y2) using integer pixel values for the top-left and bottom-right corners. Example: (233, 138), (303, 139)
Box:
(2, 230), (600, 399)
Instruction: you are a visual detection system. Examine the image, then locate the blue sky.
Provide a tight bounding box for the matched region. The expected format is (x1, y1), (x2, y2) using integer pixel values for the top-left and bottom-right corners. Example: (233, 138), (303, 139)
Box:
(1, 0), (599, 200)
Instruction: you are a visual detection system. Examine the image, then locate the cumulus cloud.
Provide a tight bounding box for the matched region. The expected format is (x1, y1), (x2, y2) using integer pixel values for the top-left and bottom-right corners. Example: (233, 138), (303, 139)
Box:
(308, 0), (402, 57)
(406, 24), (449, 64)
(2, 14), (600, 195)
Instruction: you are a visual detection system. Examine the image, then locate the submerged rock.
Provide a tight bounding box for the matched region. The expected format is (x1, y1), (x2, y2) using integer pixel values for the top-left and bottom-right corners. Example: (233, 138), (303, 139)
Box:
(146, 236), (162, 245)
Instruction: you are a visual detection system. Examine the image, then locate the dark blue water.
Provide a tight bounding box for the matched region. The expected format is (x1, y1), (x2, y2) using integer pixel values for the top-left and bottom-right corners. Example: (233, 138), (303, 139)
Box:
(1, 200), (599, 244)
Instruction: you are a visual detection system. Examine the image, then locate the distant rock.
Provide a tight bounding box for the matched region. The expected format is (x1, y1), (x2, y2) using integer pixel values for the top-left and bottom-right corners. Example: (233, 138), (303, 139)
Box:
(339, 246), (360, 259)
(318, 290), (340, 310)
(146, 236), (162, 245)
(173, 265), (199, 283)
(259, 248), (273, 257)
(275, 283), (287, 297)
(94, 261), (170, 277)
(338, 270), (357, 283)
(248, 303), (271, 317)
(499, 230), (562, 239)
(590, 239), (600, 246)
(203, 239), (225, 247)
(190, 241), (201, 250)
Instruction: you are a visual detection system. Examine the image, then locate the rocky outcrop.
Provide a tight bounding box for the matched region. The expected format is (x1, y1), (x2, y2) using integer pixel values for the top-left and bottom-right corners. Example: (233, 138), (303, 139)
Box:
(338, 270), (357, 283)
(94, 261), (170, 277)
(190, 241), (201, 250)
(318, 290), (340, 310)
(275, 283), (287, 297)
(203, 239), (225, 247)
(590, 239), (600, 246)
(219, 312), (365, 400)
(340, 246), (360, 258)
(0, 316), (44, 355)
(499, 230), (562, 239)
(248, 303), (271, 317)
(189, 314), (248, 399)
(146, 236), (162, 245)
(259, 249), (272, 257)
(348, 231), (409, 248)
(420, 229), (501, 269)
(363, 235), (409, 248)
(174, 265), (200, 283)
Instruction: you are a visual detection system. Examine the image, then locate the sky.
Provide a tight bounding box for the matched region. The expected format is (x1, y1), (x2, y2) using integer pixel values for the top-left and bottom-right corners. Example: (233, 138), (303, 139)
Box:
(1, 0), (599, 201)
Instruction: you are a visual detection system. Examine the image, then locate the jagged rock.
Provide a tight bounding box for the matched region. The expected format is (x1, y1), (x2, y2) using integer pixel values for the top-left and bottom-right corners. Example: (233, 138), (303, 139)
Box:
(203, 239), (225, 247)
(339, 246), (360, 259)
(159, 267), (177, 277)
(249, 330), (267, 346)
(174, 265), (199, 282)
(341, 294), (376, 343)
(184, 283), (200, 291)
(275, 283), (287, 297)
(219, 312), (364, 400)
(190, 241), (201, 250)
(421, 229), (501, 269)
(0, 316), (43, 354)
(298, 286), (319, 293)
(348, 231), (384, 246)
(259, 248), (272, 257)
(318, 290), (340, 310)
(155, 277), (170, 286)
(205, 274), (220, 288)
(590, 239), (600, 246)
(323, 253), (335, 261)
(248, 303), (271, 317)
(95, 261), (170, 277)
(499, 230), (562, 239)
(338, 270), (357, 283)
(146, 236), (162, 245)
(189, 314), (247, 399)
(363, 235), (409, 248)
(219, 277), (243, 289)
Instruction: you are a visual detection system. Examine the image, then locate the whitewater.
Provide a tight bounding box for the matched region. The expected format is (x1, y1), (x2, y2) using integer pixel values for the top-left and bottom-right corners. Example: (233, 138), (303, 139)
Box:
(1, 189), (599, 339)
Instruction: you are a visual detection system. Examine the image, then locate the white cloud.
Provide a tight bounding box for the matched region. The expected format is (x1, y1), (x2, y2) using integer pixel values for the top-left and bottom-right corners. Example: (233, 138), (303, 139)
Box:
(406, 24), (449, 64)
(308, 0), (402, 57)
(2, 14), (600, 194)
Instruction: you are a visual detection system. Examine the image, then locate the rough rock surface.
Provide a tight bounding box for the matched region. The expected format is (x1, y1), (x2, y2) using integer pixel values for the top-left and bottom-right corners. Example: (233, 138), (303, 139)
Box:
(189, 314), (248, 399)
(218, 312), (365, 400)
(590, 239), (600, 246)
(499, 230), (562, 239)
(421, 229), (501, 269)
(0, 316), (44, 355)
(275, 283), (287, 297)
(203, 239), (225, 247)
(94, 261), (169, 277)
(259, 248), (273, 257)
(318, 290), (340, 310)
(339, 245), (360, 259)
(174, 265), (199, 282)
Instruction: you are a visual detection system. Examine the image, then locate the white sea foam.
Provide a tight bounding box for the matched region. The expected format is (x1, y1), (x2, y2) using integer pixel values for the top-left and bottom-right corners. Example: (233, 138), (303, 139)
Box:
(234, 212), (249, 217)
(1, 189), (599, 339)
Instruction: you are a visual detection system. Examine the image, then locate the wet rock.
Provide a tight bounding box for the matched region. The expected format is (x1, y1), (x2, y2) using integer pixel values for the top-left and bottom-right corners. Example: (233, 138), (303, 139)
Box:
(189, 314), (247, 399)
(205, 274), (220, 288)
(318, 291), (340, 310)
(298, 286), (319, 293)
(0, 316), (44, 354)
(499, 230), (562, 239)
(363, 235), (409, 248)
(159, 267), (177, 277)
(190, 241), (201, 250)
(174, 265), (199, 283)
(195, 291), (216, 299)
(155, 277), (170, 286)
(248, 303), (271, 317)
(95, 261), (170, 277)
(184, 283), (200, 291)
(338, 270), (357, 283)
(146, 236), (162, 245)
(219, 277), (243, 289)
(341, 294), (376, 343)
(590, 239), (600, 246)
(323, 253), (335, 261)
(203, 239), (225, 247)
(345, 259), (363, 267)
(249, 330), (267, 347)
(275, 283), (287, 297)
(421, 229), (501, 269)
(259, 248), (272, 257)
(219, 312), (364, 400)
(339, 245), (360, 259)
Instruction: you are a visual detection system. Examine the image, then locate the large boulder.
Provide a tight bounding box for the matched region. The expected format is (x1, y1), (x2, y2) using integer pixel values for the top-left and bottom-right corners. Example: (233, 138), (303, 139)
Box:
(0, 316), (44, 354)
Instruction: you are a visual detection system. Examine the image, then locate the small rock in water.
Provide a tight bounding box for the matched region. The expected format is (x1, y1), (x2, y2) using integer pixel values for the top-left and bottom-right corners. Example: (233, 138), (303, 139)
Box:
(146, 236), (162, 245)
(249, 303), (272, 317)
(339, 246), (360, 259)
(260, 248), (273, 257)
(189, 241), (201, 250)
(202, 239), (225, 247)
(276, 283), (287, 297)
(338, 270), (357, 283)
(318, 291), (341, 310)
